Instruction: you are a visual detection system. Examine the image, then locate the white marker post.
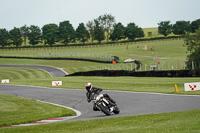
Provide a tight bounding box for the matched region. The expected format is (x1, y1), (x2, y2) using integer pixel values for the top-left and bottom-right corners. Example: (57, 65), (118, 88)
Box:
(52, 81), (62, 86)
(184, 82), (200, 91)
(1, 79), (9, 84)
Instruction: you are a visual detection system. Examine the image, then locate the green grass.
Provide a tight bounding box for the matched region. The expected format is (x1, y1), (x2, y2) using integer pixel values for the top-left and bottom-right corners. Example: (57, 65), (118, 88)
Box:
(0, 39), (186, 59)
(0, 58), (130, 74)
(0, 93), (76, 127)
(5, 76), (200, 95)
(1, 109), (200, 133)
(0, 67), (51, 80)
(0, 39), (188, 73)
(1, 75), (200, 132)
(0, 66), (199, 95)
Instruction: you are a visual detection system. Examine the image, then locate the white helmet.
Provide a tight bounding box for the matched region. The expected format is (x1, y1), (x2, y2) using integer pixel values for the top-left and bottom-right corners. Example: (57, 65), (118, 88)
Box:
(85, 82), (93, 91)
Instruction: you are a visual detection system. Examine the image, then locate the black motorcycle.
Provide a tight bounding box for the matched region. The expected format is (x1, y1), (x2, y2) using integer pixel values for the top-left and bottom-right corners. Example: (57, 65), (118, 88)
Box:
(91, 93), (120, 115)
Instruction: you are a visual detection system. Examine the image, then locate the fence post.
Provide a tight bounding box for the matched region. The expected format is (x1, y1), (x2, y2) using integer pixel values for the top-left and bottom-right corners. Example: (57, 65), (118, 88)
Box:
(135, 64), (137, 72)
(131, 63), (132, 70)
(183, 62), (185, 70)
(145, 64), (146, 71)
(192, 61), (194, 70)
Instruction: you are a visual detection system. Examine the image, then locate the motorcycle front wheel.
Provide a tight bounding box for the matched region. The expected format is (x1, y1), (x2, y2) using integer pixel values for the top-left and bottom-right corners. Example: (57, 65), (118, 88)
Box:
(113, 106), (120, 114)
(98, 104), (111, 116)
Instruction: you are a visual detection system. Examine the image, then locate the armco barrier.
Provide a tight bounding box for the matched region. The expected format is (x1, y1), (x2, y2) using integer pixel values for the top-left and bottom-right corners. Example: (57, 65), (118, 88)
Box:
(67, 70), (200, 77)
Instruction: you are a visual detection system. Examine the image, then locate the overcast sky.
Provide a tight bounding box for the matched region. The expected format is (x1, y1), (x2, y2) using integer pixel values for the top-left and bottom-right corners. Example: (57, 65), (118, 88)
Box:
(0, 0), (200, 30)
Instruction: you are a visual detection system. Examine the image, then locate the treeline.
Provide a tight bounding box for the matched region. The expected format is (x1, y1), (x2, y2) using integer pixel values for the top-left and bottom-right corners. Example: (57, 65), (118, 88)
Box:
(0, 13), (200, 47)
(158, 19), (200, 37)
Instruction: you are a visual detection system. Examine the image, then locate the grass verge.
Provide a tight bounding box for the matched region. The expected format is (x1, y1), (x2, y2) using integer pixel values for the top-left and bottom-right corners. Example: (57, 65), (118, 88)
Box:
(1, 109), (200, 133)
(0, 39), (187, 72)
(6, 76), (200, 95)
(0, 67), (51, 80)
(0, 93), (76, 127)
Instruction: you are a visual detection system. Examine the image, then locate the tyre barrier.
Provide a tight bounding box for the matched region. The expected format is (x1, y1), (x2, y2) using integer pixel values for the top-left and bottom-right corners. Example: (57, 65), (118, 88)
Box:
(67, 70), (200, 77)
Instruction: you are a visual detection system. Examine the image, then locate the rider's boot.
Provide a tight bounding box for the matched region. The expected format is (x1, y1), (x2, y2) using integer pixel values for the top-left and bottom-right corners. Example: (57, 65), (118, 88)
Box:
(93, 104), (100, 111)
(110, 98), (116, 104)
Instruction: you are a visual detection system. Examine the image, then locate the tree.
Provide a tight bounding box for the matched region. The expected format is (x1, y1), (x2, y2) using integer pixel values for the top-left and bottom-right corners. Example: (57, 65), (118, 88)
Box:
(76, 23), (89, 44)
(86, 20), (95, 44)
(20, 25), (29, 46)
(158, 21), (172, 37)
(0, 28), (10, 47)
(59, 21), (76, 45)
(42, 24), (59, 46)
(191, 19), (200, 33)
(97, 14), (115, 43)
(184, 28), (200, 70)
(173, 21), (191, 36)
(125, 23), (144, 41)
(9, 27), (23, 47)
(110, 22), (125, 42)
(94, 19), (105, 44)
(137, 27), (145, 38)
(28, 25), (41, 46)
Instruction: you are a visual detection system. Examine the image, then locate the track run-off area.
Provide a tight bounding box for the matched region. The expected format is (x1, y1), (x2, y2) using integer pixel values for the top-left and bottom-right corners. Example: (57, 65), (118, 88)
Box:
(0, 65), (68, 77)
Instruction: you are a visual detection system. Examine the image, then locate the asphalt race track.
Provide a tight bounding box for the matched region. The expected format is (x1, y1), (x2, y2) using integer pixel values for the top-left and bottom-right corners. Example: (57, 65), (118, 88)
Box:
(0, 84), (200, 122)
(1, 65), (200, 122)
(0, 65), (68, 77)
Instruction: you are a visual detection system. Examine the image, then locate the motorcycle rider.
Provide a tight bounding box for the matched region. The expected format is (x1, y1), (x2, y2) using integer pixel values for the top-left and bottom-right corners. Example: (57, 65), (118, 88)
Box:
(85, 82), (116, 111)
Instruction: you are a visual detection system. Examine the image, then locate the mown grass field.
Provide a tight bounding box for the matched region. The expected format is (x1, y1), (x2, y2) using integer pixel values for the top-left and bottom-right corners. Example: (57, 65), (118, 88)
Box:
(0, 67), (200, 132)
(1, 67), (200, 95)
(1, 70), (200, 132)
(1, 109), (200, 133)
(0, 67), (51, 79)
(0, 58), (125, 74)
(0, 39), (187, 73)
(0, 93), (75, 127)
(3, 75), (200, 95)
(0, 39), (186, 60)
(0, 68), (75, 127)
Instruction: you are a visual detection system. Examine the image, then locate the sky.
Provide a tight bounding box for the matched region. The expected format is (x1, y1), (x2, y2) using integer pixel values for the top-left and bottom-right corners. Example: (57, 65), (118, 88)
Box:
(0, 0), (200, 30)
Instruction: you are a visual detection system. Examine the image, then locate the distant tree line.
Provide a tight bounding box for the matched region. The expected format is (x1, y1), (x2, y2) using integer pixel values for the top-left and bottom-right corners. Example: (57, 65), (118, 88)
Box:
(158, 19), (200, 37)
(0, 13), (200, 47)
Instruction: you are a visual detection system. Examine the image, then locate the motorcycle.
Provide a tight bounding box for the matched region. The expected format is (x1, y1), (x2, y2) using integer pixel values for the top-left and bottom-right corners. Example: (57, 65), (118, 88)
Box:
(91, 93), (120, 116)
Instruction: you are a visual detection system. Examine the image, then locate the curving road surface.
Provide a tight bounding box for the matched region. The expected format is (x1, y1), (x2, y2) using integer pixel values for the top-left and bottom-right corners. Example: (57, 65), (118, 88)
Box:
(0, 65), (68, 77)
(0, 65), (200, 121)
(0, 84), (200, 121)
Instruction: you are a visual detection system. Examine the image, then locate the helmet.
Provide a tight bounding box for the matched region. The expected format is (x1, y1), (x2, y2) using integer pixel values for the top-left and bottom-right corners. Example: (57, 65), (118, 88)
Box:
(85, 82), (93, 92)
